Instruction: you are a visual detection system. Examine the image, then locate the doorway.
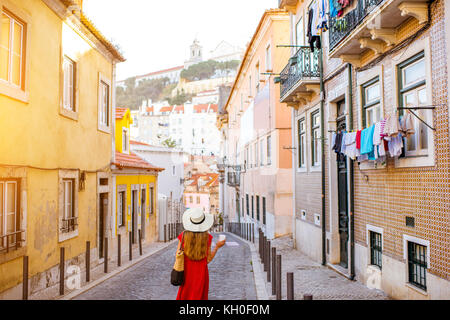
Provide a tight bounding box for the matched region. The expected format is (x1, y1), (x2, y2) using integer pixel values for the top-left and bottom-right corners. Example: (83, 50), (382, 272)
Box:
(336, 100), (349, 268)
(141, 187), (146, 241)
(131, 189), (138, 244)
(98, 193), (108, 259)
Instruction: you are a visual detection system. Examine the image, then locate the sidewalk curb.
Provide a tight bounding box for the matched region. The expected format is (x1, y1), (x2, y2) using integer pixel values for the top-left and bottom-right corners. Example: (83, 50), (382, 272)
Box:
(59, 239), (178, 300)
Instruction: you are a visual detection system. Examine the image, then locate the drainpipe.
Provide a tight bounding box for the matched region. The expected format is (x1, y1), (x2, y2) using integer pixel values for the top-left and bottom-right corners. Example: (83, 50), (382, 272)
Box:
(319, 47), (326, 266)
(291, 107), (297, 249)
(347, 64), (356, 280)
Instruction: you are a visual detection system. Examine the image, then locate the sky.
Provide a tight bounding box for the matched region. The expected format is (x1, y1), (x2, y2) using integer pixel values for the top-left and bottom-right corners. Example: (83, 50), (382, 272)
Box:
(83, 0), (278, 81)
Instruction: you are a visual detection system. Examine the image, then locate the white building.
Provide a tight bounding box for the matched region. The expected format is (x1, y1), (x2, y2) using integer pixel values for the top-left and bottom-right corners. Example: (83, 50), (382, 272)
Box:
(208, 40), (244, 63)
(130, 141), (187, 202)
(117, 65), (184, 87)
(132, 101), (221, 156)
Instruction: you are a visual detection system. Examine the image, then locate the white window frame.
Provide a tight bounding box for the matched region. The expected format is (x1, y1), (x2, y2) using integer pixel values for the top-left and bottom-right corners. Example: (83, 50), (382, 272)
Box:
(259, 139), (264, 166)
(394, 37), (435, 168)
(310, 108), (321, 170)
(58, 170), (79, 242)
(295, 16), (304, 46)
(117, 188), (126, 228)
(265, 44), (272, 72)
(366, 224), (384, 269)
(0, 180), (18, 248)
(122, 127), (129, 153)
(0, 2), (30, 103)
(266, 135), (272, 166)
(298, 117), (306, 169)
(403, 234), (430, 294)
(98, 73), (112, 133)
(62, 55), (75, 112)
(0, 10), (23, 88)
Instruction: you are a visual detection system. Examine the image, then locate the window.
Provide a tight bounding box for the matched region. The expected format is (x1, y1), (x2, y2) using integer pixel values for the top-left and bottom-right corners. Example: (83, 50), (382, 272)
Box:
(256, 195), (260, 221)
(262, 197), (266, 225)
(255, 142), (258, 167)
(63, 56), (75, 112)
(407, 241), (427, 290)
(362, 77), (381, 127)
(267, 135), (272, 165)
(255, 63), (260, 93)
(398, 52), (430, 158)
(0, 180), (21, 250)
(0, 11), (24, 88)
(311, 111), (321, 167)
(117, 191), (125, 227)
(369, 231), (382, 269)
(98, 75), (111, 131)
(296, 17), (304, 46)
(246, 194), (249, 216)
(141, 188), (146, 219)
(265, 45), (271, 71)
(260, 139), (264, 166)
(172, 166), (176, 176)
(62, 179), (76, 233)
(196, 196), (200, 204)
(249, 145), (252, 168)
(148, 187), (155, 214)
(190, 195), (193, 204)
(251, 195), (254, 219)
(122, 128), (129, 153)
(298, 118), (306, 168)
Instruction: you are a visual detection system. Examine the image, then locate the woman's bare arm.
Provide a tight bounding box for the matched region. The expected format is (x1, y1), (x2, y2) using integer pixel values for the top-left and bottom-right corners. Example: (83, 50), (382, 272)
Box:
(207, 239), (225, 263)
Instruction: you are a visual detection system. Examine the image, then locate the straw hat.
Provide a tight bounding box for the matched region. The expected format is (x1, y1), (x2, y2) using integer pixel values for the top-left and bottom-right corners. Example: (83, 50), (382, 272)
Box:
(182, 208), (214, 233)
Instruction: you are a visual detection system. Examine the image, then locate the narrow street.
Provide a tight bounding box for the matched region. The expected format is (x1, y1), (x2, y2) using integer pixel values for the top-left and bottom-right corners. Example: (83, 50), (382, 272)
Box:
(74, 233), (256, 300)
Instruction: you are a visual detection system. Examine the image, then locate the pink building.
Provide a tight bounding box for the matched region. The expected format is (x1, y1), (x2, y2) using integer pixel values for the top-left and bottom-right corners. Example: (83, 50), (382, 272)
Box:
(184, 173), (219, 215)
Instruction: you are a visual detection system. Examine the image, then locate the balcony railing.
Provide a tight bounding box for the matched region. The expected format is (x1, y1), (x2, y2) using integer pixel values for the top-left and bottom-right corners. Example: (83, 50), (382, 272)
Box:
(280, 46), (320, 100)
(329, 0), (386, 51)
(61, 216), (78, 233)
(0, 230), (25, 253)
(227, 172), (240, 187)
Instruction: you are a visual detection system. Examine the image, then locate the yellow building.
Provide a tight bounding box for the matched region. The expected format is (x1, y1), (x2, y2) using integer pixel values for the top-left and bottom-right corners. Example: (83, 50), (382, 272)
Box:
(0, 0), (124, 298)
(112, 108), (163, 247)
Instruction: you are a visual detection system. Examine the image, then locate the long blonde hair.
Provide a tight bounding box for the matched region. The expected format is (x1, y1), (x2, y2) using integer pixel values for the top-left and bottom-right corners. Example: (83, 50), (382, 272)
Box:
(183, 231), (209, 261)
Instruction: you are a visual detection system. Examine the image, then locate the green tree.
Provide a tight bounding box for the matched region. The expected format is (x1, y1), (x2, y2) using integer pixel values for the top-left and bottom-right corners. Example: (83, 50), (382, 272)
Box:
(116, 76), (171, 110)
(162, 137), (177, 148)
(180, 59), (241, 81)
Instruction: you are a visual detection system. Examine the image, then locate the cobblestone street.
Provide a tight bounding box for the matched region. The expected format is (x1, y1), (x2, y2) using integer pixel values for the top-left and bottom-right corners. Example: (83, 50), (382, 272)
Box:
(74, 233), (256, 300)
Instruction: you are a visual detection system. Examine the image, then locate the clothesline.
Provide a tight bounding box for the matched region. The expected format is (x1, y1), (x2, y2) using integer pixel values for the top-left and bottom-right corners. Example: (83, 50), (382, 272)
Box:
(331, 111), (416, 164)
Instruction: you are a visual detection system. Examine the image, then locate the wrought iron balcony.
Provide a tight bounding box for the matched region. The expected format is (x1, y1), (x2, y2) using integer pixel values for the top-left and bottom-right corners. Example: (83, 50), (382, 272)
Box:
(227, 172), (240, 187)
(328, 0), (429, 66)
(279, 46), (320, 104)
(0, 230), (25, 253)
(61, 217), (78, 233)
(329, 0), (385, 51)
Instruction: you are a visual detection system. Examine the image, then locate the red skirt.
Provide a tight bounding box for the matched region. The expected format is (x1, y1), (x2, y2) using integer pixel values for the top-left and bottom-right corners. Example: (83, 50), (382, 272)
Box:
(176, 232), (212, 300)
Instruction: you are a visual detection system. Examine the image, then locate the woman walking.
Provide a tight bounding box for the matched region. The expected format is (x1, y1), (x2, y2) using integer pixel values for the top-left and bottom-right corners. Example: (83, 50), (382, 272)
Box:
(175, 208), (226, 300)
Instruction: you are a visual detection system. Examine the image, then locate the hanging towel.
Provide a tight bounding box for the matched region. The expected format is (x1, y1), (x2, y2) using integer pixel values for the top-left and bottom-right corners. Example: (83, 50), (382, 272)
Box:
(400, 111), (415, 138)
(329, 0), (339, 18)
(383, 113), (401, 138)
(388, 133), (404, 157)
(360, 125), (376, 160)
(356, 129), (362, 150)
(340, 132), (348, 154)
(344, 131), (357, 160)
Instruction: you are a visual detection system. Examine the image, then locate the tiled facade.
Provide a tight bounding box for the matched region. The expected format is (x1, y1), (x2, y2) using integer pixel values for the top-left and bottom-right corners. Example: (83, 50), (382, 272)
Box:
(280, 0), (449, 299)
